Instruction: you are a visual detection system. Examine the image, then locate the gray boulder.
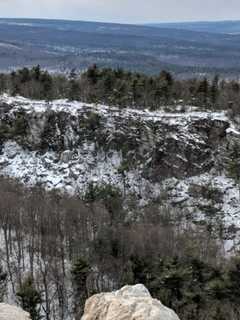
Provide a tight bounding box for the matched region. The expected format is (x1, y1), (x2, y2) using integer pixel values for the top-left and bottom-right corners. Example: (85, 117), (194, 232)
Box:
(81, 284), (180, 320)
(0, 303), (31, 320)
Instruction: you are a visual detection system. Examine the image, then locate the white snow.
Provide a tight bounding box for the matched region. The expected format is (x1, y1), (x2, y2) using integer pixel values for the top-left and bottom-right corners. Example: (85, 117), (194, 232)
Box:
(0, 94), (228, 125)
(0, 94), (240, 251)
(226, 127), (240, 136)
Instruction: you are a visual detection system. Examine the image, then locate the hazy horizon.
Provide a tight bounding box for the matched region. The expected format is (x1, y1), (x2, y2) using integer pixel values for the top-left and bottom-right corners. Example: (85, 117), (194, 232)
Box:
(0, 0), (240, 24)
(1, 16), (240, 25)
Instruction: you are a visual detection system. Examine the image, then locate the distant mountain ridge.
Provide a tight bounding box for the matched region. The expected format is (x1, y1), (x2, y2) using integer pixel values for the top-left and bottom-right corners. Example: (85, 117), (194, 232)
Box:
(147, 20), (240, 34)
(0, 18), (240, 75)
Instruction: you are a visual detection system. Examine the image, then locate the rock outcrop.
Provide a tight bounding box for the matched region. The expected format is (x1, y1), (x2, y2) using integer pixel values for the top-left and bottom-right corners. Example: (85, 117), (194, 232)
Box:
(1, 95), (240, 249)
(0, 95), (232, 192)
(0, 303), (31, 320)
(81, 284), (180, 320)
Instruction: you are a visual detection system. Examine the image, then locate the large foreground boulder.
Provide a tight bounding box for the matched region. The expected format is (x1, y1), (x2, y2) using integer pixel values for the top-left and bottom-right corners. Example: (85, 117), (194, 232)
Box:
(0, 303), (31, 320)
(81, 284), (180, 320)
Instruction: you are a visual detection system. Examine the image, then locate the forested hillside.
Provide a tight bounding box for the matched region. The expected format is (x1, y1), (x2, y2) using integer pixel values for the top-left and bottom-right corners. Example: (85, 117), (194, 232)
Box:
(1, 66), (240, 320)
(1, 65), (240, 112)
(1, 18), (240, 76)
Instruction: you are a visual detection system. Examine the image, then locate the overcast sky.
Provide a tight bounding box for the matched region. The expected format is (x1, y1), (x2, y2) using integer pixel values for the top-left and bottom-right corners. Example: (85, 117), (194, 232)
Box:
(0, 0), (240, 23)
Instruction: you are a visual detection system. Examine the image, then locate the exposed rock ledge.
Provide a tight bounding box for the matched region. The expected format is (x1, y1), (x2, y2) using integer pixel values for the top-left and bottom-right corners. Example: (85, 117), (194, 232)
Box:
(81, 284), (180, 320)
(0, 303), (31, 320)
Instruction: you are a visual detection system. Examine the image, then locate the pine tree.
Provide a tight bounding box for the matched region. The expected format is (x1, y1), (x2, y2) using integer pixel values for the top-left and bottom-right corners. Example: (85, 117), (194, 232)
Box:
(71, 258), (90, 319)
(32, 65), (41, 81)
(0, 264), (7, 302)
(210, 75), (219, 106)
(197, 78), (209, 106)
(87, 64), (98, 85)
(17, 276), (42, 320)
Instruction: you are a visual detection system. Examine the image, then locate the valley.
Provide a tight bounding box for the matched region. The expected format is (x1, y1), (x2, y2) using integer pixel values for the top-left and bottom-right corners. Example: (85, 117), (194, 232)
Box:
(1, 19), (240, 76)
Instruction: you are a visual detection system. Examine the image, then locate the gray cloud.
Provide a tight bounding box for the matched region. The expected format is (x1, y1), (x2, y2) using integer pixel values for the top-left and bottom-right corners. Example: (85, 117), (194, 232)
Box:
(0, 0), (240, 23)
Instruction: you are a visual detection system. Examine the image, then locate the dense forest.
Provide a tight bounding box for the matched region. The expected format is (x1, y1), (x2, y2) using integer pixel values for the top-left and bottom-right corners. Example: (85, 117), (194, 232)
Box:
(0, 176), (240, 320)
(0, 65), (240, 113)
(1, 66), (240, 320)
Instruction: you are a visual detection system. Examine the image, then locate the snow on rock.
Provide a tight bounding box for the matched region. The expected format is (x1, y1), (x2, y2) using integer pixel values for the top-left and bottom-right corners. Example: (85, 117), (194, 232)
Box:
(1, 95), (240, 249)
(0, 95), (232, 194)
(226, 127), (240, 136)
(0, 303), (31, 320)
(81, 284), (180, 320)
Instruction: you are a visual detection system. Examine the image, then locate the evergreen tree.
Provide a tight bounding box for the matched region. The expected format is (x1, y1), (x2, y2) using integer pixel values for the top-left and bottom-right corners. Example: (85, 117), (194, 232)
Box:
(68, 68), (80, 100)
(0, 264), (7, 302)
(71, 258), (90, 319)
(197, 78), (209, 106)
(210, 75), (219, 106)
(17, 276), (42, 320)
(86, 64), (98, 85)
(40, 71), (53, 101)
(32, 65), (41, 81)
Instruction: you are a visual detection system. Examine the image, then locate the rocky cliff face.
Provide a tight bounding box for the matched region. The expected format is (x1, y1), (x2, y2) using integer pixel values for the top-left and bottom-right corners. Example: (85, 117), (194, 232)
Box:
(0, 95), (231, 188)
(0, 303), (31, 320)
(81, 284), (180, 320)
(0, 95), (240, 249)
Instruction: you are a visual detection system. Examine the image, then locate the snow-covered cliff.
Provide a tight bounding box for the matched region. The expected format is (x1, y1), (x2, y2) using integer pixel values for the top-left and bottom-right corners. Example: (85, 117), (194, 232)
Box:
(0, 95), (240, 250)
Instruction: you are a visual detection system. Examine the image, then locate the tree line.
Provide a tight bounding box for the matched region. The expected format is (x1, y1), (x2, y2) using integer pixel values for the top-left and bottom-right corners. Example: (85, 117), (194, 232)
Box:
(0, 65), (240, 112)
